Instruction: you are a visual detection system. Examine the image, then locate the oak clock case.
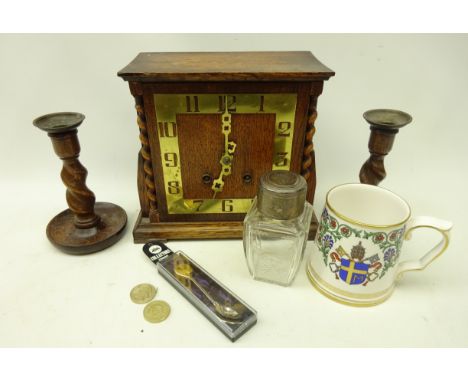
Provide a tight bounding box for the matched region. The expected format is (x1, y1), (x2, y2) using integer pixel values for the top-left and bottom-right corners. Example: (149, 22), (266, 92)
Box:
(118, 52), (334, 242)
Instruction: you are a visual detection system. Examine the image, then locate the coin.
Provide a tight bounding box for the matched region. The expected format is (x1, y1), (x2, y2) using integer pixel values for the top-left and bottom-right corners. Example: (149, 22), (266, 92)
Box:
(143, 300), (171, 323)
(130, 283), (157, 304)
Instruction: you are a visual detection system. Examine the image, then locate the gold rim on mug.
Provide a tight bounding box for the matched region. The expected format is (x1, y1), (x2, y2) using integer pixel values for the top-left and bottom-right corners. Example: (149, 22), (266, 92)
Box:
(325, 183), (412, 229)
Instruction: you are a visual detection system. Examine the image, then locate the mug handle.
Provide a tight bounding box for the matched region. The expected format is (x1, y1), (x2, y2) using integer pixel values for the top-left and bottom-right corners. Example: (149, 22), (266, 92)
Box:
(397, 216), (453, 275)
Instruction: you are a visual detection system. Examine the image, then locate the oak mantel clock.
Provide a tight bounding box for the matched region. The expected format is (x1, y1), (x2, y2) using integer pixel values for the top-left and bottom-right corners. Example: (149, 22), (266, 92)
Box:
(118, 51), (334, 242)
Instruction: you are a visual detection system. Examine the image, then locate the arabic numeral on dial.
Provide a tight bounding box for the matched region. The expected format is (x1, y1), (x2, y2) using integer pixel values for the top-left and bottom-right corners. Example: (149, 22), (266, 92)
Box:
(277, 121), (291, 137)
(193, 199), (203, 211)
(222, 199), (234, 212)
(167, 181), (181, 195)
(158, 122), (177, 137)
(186, 96), (200, 112)
(218, 95), (237, 112)
(163, 152), (178, 167)
(275, 152), (288, 167)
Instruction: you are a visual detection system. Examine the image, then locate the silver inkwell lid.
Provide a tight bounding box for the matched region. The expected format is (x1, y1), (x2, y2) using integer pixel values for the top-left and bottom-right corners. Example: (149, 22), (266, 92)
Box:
(257, 170), (307, 220)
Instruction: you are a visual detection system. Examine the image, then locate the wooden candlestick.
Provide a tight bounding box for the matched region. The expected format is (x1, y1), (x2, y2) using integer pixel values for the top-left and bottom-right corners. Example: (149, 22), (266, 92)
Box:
(359, 109), (412, 186)
(33, 112), (127, 254)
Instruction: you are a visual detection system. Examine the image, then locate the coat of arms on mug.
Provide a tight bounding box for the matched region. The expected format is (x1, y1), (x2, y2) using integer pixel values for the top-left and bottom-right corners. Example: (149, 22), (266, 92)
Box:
(316, 207), (407, 286)
(307, 184), (452, 306)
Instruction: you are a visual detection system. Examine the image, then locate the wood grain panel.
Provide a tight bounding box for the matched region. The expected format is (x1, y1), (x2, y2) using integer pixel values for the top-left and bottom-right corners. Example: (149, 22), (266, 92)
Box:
(177, 113), (275, 200)
(177, 113), (223, 199)
(222, 113), (275, 198)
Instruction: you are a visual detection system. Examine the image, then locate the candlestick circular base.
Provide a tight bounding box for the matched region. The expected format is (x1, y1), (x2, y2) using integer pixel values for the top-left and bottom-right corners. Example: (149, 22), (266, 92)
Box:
(46, 202), (127, 255)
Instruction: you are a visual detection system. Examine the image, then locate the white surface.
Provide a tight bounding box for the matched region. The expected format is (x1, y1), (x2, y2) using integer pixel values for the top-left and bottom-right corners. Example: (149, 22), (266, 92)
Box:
(1, 34), (467, 347)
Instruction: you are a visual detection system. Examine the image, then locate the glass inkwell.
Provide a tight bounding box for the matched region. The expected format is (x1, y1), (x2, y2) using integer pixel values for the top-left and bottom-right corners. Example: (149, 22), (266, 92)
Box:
(243, 170), (313, 286)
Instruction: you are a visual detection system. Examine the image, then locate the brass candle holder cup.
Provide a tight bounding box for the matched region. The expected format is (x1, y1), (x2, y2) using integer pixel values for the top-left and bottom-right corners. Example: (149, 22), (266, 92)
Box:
(360, 109), (412, 186)
(33, 112), (127, 255)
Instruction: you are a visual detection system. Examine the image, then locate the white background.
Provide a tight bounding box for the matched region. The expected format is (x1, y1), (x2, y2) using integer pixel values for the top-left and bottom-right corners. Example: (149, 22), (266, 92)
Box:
(0, 34), (467, 347)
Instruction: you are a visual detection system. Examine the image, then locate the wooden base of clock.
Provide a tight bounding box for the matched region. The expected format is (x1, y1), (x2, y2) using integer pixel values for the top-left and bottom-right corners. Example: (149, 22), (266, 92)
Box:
(132, 212), (318, 243)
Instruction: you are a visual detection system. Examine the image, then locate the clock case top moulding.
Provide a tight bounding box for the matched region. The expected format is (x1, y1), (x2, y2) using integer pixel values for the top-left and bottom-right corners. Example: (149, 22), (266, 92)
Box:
(118, 51), (335, 242)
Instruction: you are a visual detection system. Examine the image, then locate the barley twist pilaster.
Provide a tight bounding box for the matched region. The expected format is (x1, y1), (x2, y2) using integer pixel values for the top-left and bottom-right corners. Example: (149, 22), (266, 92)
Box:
(301, 95), (318, 202)
(134, 96), (157, 213)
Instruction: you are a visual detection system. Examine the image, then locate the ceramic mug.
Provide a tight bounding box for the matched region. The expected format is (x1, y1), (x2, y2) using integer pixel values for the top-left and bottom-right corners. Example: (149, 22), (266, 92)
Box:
(307, 183), (452, 306)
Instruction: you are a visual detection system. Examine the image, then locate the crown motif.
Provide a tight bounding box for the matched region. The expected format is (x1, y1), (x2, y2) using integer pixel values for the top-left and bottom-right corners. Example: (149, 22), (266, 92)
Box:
(351, 241), (366, 261)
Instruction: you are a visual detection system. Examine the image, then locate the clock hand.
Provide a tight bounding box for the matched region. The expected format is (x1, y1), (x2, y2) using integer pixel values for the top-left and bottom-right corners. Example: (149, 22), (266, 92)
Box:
(212, 96), (236, 198)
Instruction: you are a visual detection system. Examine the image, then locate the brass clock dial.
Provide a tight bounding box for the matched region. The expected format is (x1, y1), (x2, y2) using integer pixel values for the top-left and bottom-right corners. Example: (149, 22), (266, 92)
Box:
(154, 93), (297, 218)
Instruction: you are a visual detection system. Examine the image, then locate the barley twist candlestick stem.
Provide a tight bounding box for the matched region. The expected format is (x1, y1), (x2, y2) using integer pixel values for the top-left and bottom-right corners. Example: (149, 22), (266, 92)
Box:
(33, 112), (127, 254)
(359, 109), (412, 186)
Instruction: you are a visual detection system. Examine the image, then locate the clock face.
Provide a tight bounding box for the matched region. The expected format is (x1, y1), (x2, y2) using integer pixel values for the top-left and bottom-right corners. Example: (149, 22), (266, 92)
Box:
(153, 93), (297, 218)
